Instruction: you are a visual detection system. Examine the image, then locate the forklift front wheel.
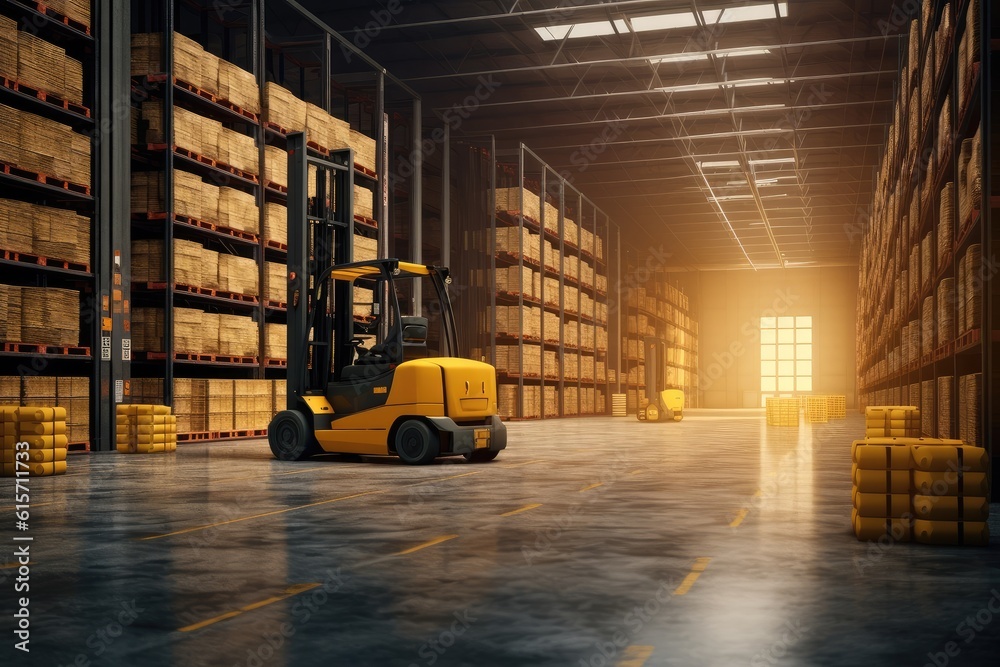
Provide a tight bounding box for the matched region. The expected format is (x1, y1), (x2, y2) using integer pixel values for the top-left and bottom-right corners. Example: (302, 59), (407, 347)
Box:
(394, 419), (440, 465)
(268, 410), (319, 461)
(644, 404), (660, 422)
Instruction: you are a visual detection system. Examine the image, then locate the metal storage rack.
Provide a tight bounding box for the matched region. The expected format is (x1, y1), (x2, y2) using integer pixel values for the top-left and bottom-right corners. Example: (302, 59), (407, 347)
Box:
(856, 0), (997, 498)
(125, 0), (419, 440)
(619, 262), (700, 414)
(0, 0), (101, 450)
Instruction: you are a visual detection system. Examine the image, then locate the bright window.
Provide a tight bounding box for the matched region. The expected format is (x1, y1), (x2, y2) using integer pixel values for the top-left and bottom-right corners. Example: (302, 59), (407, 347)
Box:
(761, 315), (812, 404)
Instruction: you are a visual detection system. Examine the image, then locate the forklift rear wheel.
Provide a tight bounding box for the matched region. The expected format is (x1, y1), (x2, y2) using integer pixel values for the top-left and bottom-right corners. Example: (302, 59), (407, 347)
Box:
(268, 410), (319, 461)
(644, 404), (660, 422)
(394, 420), (439, 465)
(464, 449), (499, 463)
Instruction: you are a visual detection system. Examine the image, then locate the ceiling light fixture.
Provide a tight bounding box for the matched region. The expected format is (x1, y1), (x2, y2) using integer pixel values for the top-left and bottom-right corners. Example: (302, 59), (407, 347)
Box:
(699, 160), (740, 169)
(535, 1), (788, 41)
(750, 157), (796, 165)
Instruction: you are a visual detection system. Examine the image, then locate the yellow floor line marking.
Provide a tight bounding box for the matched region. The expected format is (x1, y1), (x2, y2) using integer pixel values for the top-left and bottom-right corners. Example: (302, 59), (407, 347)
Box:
(729, 508), (749, 528)
(138, 471), (481, 541)
(178, 582), (320, 632)
(138, 490), (382, 541)
(616, 645), (655, 667)
(579, 482), (604, 492)
(1, 561), (31, 569)
(506, 459), (543, 468)
(0, 502), (52, 511)
(273, 468), (329, 476)
(395, 534), (458, 556)
(500, 503), (542, 517)
(673, 557), (711, 596)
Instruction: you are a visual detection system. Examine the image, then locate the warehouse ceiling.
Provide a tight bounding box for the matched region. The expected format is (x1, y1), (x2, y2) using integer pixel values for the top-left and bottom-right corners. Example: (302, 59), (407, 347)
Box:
(301, 0), (900, 270)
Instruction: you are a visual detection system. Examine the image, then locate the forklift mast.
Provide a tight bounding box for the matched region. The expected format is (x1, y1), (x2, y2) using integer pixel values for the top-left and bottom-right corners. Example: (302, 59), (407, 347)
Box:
(286, 132), (354, 409)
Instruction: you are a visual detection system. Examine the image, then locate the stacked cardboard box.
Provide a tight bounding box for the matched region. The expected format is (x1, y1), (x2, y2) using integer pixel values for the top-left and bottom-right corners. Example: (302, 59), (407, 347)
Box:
(494, 187), (542, 222)
(0, 17), (16, 79)
(11, 31), (85, 104)
(263, 82), (307, 132)
(173, 378), (207, 433)
(217, 253), (258, 296)
(495, 305), (541, 339)
(494, 344), (541, 376)
(0, 104), (90, 187)
(497, 383), (539, 419)
(958, 373), (981, 446)
(265, 322), (286, 361)
(116, 404), (177, 454)
(264, 202), (287, 246)
(495, 226), (540, 262)
(0, 199), (91, 266)
(0, 286), (79, 347)
(349, 129), (377, 173)
(937, 376), (953, 439)
(355, 233), (377, 262)
(207, 379), (235, 432)
(1, 406), (68, 477)
(264, 145), (288, 190)
(218, 314), (258, 357)
(264, 261), (286, 304)
(217, 59), (261, 115)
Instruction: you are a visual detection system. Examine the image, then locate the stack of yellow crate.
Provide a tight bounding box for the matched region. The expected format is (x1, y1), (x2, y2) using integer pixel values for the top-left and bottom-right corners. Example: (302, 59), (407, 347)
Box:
(826, 395), (847, 419)
(851, 437), (990, 545)
(765, 397), (799, 426)
(805, 396), (829, 423)
(1, 406), (69, 476)
(851, 438), (915, 541)
(865, 405), (921, 437)
(116, 404), (177, 453)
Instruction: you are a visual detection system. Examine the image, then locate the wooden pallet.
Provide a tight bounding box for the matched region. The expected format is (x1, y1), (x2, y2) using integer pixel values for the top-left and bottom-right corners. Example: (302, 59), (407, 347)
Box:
(143, 352), (258, 365)
(151, 282), (259, 304)
(147, 144), (260, 184)
(264, 357), (287, 368)
(1, 247), (90, 272)
(1, 341), (90, 356)
(354, 163), (377, 179)
(265, 299), (287, 311)
(0, 160), (91, 195)
(18, 0), (91, 34)
(0, 76), (91, 117)
(353, 214), (378, 230)
(265, 239), (288, 252)
(139, 212), (259, 244)
(265, 181), (288, 194)
(67, 441), (90, 453)
(174, 78), (259, 123)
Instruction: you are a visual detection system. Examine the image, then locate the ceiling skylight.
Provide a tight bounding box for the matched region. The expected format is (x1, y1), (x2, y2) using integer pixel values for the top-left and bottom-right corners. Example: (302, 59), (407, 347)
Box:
(534, 19), (629, 41)
(534, 2), (788, 41)
(648, 48), (771, 65)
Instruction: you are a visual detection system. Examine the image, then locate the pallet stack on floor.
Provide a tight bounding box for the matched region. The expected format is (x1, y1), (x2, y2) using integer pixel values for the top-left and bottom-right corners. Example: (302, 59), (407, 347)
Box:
(129, 378), (284, 439)
(805, 396), (829, 423)
(852, 436), (990, 546)
(116, 404), (177, 454)
(1, 406), (69, 477)
(865, 405), (921, 438)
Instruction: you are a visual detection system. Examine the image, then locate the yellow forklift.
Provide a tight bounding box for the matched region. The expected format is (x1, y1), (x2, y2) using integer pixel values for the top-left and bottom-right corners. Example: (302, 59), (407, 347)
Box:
(637, 337), (684, 422)
(267, 133), (506, 464)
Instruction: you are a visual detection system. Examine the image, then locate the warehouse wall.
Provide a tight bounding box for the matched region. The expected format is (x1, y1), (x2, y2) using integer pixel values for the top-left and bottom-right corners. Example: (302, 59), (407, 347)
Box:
(687, 267), (858, 409)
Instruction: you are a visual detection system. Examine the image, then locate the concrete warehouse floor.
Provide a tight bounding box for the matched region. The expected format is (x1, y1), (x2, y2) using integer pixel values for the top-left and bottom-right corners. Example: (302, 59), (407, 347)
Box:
(5, 411), (1000, 666)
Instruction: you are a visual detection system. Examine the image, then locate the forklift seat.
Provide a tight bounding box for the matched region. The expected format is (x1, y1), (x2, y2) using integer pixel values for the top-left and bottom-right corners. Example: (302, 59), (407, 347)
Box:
(400, 316), (428, 359)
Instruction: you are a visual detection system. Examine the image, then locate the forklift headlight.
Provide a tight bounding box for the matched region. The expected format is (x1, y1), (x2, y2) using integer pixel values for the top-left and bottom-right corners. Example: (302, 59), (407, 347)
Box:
(445, 276), (453, 285)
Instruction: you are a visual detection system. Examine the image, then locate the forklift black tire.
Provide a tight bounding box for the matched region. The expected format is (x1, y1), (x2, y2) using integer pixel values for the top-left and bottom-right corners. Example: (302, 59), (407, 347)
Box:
(268, 410), (319, 461)
(463, 449), (500, 463)
(394, 419), (439, 465)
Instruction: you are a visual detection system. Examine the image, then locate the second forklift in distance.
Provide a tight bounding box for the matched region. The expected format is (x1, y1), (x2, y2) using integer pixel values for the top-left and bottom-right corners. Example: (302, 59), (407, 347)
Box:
(637, 337), (685, 422)
(267, 133), (507, 464)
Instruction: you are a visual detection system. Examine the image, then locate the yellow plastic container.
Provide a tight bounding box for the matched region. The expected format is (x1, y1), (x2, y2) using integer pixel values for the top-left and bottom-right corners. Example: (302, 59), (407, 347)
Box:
(853, 469), (911, 494)
(853, 442), (912, 469)
(912, 519), (989, 546)
(853, 492), (912, 518)
(853, 512), (913, 542)
(1, 460), (67, 476)
(911, 471), (989, 496)
(912, 495), (989, 521)
(911, 445), (989, 472)
(17, 406), (67, 422)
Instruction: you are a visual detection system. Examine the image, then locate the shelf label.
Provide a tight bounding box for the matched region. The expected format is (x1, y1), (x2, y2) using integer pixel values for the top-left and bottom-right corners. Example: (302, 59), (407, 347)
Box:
(101, 336), (112, 361)
(122, 338), (131, 361)
(114, 380), (123, 403)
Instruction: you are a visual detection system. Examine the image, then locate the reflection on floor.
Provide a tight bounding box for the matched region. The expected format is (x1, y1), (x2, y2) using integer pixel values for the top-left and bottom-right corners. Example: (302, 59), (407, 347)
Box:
(7, 410), (1000, 666)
